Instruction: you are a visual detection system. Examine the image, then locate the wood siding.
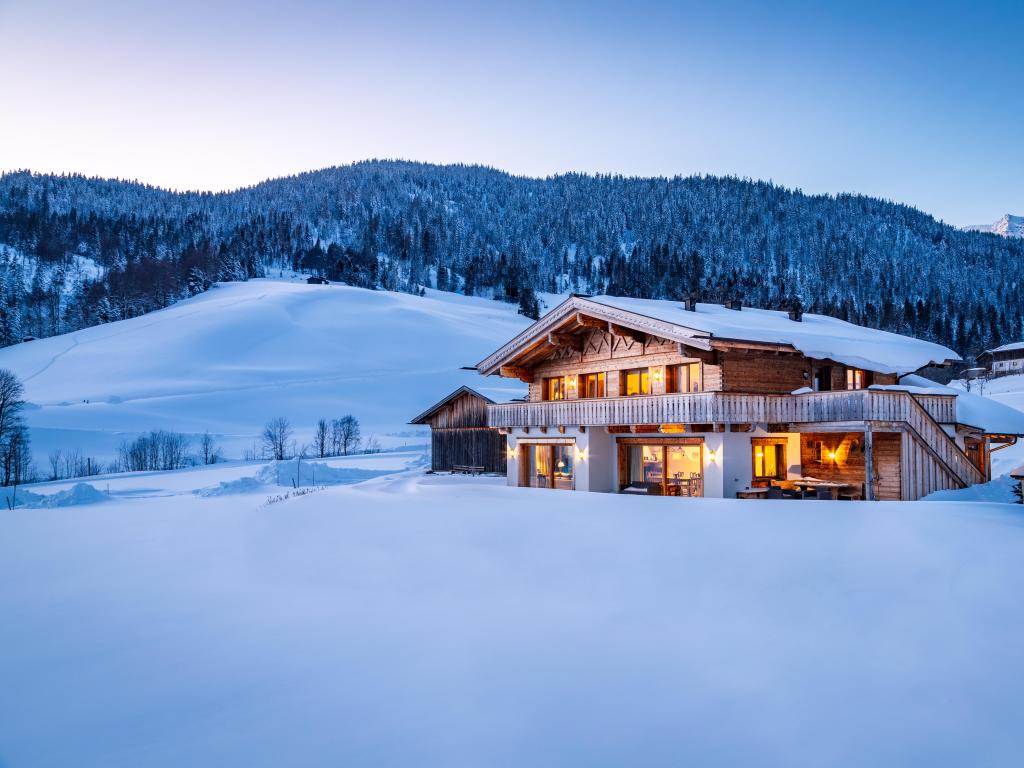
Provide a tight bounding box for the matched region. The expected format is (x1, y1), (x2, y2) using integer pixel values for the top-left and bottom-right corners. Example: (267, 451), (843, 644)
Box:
(424, 391), (491, 429)
(721, 351), (808, 393)
(431, 428), (507, 473)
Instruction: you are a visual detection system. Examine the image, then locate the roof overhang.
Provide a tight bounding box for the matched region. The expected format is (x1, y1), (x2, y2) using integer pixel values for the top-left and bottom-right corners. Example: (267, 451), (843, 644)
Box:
(477, 296), (716, 377)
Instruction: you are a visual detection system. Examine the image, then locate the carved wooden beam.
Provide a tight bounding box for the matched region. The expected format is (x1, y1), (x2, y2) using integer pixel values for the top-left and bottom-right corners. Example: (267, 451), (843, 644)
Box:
(548, 332), (583, 352)
(608, 322), (647, 344)
(500, 365), (534, 383)
(575, 313), (607, 330)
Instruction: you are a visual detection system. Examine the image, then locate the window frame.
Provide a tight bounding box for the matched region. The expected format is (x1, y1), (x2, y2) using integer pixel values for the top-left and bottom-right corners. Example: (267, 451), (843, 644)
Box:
(621, 367), (651, 397)
(580, 371), (606, 399)
(543, 376), (567, 401)
(751, 439), (787, 481)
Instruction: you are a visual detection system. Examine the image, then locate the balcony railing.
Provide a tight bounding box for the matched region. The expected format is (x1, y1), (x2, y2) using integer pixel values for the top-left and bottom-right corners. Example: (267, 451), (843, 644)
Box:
(486, 389), (958, 429)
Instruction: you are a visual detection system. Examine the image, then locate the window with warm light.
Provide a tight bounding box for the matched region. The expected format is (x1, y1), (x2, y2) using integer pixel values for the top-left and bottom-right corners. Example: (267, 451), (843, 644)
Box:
(581, 372), (605, 398)
(543, 376), (567, 401)
(752, 441), (786, 480)
(846, 368), (868, 390)
(667, 362), (702, 393)
(621, 368), (650, 396)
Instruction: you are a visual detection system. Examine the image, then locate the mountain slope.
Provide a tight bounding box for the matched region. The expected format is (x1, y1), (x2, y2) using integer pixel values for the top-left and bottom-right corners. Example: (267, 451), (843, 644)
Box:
(0, 277), (530, 464)
(964, 214), (1024, 237)
(3, 160), (1024, 358)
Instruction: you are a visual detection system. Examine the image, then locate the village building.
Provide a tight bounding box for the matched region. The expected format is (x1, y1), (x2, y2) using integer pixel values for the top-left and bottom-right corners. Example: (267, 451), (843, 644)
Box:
(978, 342), (1024, 377)
(410, 386), (508, 474)
(473, 295), (1024, 500)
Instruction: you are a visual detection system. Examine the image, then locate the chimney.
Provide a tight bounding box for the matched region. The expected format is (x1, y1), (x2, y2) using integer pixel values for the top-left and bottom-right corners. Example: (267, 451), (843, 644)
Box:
(725, 298), (742, 311)
(788, 300), (804, 322)
(683, 294), (698, 312)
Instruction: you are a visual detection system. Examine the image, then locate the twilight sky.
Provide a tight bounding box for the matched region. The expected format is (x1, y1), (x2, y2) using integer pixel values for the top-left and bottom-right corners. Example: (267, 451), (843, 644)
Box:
(1, 0), (1020, 226)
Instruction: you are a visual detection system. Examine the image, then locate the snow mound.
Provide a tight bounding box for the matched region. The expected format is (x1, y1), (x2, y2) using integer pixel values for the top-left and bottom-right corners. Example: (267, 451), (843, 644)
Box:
(197, 459), (397, 496)
(924, 475), (1021, 504)
(0, 482), (109, 509)
(256, 458), (395, 487)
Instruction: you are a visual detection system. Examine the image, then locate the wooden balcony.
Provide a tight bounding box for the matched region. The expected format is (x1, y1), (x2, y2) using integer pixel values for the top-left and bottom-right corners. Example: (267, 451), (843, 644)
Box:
(487, 389), (958, 430)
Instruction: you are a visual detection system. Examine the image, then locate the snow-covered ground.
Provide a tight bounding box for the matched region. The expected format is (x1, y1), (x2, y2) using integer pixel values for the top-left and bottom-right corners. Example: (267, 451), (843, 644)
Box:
(2, 462), (1024, 765)
(0, 277), (530, 466)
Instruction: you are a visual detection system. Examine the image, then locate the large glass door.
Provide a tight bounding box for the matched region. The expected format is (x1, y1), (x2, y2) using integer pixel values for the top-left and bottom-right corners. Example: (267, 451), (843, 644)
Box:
(620, 441), (703, 496)
(524, 444), (575, 490)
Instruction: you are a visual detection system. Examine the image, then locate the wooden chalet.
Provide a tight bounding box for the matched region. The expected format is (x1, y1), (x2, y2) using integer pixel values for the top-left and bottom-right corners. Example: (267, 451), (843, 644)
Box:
(410, 386), (507, 474)
(978, 342), (1024, 377)
(475, 295), (1024, 500)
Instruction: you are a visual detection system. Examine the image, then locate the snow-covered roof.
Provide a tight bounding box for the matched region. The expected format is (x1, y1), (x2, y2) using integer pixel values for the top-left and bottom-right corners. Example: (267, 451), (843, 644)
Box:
(583, 296), (960, 375)
(980, 341), (1024, 356)
(876, 375), (1024, 435)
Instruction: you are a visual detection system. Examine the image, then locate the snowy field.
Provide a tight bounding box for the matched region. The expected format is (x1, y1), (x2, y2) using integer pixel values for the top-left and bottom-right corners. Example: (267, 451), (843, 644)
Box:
(2, 458), (1024, 766)
(0, 277), (530, 466)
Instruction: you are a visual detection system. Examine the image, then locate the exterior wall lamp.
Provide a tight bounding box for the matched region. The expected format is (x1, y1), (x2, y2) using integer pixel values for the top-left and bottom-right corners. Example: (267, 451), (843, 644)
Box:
(707, 449), (717, 463)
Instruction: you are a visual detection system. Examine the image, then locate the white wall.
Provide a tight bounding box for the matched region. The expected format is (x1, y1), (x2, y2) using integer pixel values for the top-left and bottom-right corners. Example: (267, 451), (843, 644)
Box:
(506, 426), (802, 499)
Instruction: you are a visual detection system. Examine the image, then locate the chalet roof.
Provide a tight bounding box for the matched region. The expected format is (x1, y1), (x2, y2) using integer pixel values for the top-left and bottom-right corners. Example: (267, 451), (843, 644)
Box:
(477, 295), (961, 376)
(409, 386), (495, 425)
(979, 341), (1024, 358)
(1011, 464), (1024, 480)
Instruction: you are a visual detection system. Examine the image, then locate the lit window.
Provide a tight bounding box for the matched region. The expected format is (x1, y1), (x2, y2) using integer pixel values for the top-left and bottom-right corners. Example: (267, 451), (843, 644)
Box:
(622, 368), (650, 396)
(753, 442), (785, 480)
(543, 376), (566, 401)
(668, 362), (702, 393)
(581, 372), (605, 398)
(846, 368), (867, 390)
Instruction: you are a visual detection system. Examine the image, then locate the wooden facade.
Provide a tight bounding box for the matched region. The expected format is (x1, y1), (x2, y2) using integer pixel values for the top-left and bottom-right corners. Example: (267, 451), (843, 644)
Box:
(410, 387), (507, 473)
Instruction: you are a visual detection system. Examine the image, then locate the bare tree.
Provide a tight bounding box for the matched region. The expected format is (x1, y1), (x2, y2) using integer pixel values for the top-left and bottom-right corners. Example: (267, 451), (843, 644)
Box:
(0, 370), (31, 487)
(262, 417), (293, 461)
(118, 430), (192, 472)
(314, 418), (329, 458)
(199, 432), (222, 465)
(334, 415), (361, 456)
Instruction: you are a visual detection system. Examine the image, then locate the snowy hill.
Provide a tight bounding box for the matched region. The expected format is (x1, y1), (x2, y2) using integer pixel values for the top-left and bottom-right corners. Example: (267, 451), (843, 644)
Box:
(964, 213), (1024, 237)
(0, 278), (530, 465)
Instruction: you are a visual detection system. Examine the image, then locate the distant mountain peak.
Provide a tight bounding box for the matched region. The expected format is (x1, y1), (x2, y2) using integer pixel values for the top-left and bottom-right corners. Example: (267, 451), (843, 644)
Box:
(964, 214), (1024, 237)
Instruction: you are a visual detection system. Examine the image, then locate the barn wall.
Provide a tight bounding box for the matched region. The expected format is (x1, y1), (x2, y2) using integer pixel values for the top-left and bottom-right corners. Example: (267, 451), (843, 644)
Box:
(431, 428), (507, 473)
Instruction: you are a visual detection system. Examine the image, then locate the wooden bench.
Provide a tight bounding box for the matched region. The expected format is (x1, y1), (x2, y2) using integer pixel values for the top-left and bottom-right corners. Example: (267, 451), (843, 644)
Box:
(452, 465), (485, 475)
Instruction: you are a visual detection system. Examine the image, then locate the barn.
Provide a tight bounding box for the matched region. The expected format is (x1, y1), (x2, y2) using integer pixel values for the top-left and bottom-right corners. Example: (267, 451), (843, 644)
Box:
(410, 386), (507, 473)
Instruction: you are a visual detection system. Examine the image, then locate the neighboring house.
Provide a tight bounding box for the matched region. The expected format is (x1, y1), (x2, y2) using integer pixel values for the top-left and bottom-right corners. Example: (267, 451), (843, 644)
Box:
(410, 386), (507, 473)
(306, 276), (330, 285)
(978, 342), (1024, 376)
(475, 295), (1024, 500)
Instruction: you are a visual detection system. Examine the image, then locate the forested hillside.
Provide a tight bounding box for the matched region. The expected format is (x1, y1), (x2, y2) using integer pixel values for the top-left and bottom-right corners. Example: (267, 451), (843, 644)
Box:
(1, 160), (1021, 358)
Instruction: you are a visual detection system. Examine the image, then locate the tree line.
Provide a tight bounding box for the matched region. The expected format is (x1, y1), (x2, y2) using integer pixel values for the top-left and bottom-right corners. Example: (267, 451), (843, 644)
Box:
(2, 161), (1022, 359)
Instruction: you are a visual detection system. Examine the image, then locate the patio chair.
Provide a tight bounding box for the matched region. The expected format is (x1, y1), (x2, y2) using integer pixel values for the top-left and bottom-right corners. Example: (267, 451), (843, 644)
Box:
(766, 486), (784, 499)
(839, 483), (863, 501)
(815, 487), (834, 500)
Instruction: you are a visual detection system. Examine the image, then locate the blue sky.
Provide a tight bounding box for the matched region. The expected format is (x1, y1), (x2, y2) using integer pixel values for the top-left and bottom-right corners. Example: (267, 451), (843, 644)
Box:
(0, 0), (1020, 225)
